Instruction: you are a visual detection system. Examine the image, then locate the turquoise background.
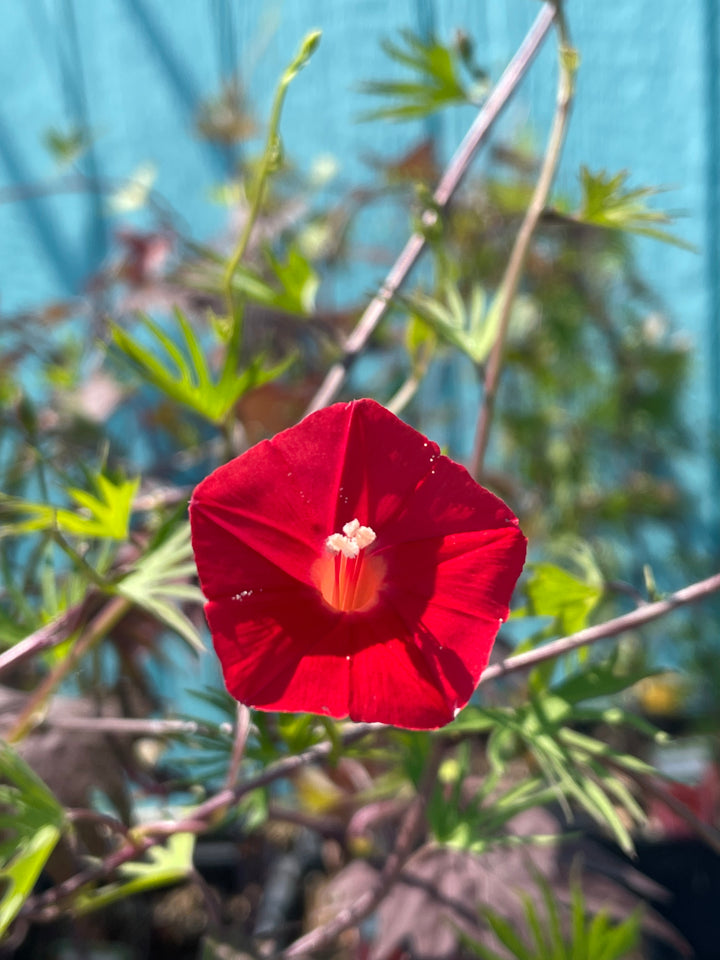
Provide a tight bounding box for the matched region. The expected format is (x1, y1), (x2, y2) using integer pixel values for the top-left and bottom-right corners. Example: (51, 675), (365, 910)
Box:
(0, 2), (717, 697)
(0, 2), (714, 479)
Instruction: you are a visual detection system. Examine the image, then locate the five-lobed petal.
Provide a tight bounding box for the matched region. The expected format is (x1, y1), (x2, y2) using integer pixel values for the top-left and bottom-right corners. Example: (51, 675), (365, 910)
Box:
(190, 399), (527, 729)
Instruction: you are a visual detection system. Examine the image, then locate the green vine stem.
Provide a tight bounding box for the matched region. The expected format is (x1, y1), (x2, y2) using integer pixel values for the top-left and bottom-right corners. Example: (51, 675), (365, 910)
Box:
(221, 30), (321, 380)
(469, 2), (576, 479)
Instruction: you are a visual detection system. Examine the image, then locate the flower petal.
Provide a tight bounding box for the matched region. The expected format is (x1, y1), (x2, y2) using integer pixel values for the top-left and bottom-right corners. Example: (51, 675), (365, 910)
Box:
(385, 528), (527, 623)
(190, 402), (355, 589)
(332, 399), (442, 531)
(190, 399), (528, 729)
(205, 587), (352, 716)
(377, 452), (521, 547)
(348, 614), (468, 728)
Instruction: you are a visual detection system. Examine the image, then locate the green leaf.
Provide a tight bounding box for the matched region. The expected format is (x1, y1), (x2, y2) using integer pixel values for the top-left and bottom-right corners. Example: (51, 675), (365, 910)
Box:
(597, 911), (642, 960)
(0, 743), (65, 937)
(111, 308), (293, 424)
(471, 696), (649, 853)
(445, 706), (497, 735)
(117, 523), (205, 652)
(0, 826), (61, 937)
(189, 244), (319, 317)
(358, 29), (486, 122)
(402, 280), (498, 365)
(575, 167), (694, 250)
(552, 654), (652, 705)
(525, 563), (603, 637)
(74, 832), (195, 915)
(581, 777), (634, 855)
(482, 911), (536, 960)
(264, 244), (320, 314)
(0, 471), (138, 541)
(464, 870), (641, 960)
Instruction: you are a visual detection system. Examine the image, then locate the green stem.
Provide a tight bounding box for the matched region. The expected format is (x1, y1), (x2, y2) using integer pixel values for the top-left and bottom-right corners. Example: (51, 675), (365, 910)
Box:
(222, 30), (321, 363)
(469, 2), (576, 480)
(51, 528), (108, 590)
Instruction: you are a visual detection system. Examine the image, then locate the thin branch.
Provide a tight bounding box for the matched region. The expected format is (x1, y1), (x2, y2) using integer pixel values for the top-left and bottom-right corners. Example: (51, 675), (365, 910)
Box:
(7, 595), (131, 743)
(0, 600), (91, 677)
(386, 371), (422, 416)
(469, 2), (575, 479)
(281, 740), (444, 959)
(304, 3), (557, 416)
(66, 808), (131, 840)
(22, 570), (720, 923)
(22, 722), (384, 921)
(479, 571), (720, 686)
(34, 716), (229, 737)
(224, 703), (251, 791)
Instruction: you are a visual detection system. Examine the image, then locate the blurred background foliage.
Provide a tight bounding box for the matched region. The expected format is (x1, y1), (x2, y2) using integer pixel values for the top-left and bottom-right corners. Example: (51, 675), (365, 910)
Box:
(0, 4), (718, 959)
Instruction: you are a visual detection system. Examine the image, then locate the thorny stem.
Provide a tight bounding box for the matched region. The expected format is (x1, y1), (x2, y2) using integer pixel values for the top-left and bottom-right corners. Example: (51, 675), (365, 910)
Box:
(304, 3), (557, 416)
(7, 595), (131, 743)
(469, 1), (575, 480)
(281, 740), (444, 959)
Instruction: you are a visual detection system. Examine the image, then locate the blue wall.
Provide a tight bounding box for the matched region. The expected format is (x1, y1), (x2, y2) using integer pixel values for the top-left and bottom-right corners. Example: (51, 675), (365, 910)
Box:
(0, 0), (716, 526)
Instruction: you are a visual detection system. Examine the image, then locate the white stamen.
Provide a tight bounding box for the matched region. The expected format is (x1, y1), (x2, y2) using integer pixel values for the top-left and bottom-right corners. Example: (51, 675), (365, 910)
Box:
(354, 526), (376, 549)
(326, 533), (359, 558)
(342, 519), (360, 538)
(326, 518), (376, 558)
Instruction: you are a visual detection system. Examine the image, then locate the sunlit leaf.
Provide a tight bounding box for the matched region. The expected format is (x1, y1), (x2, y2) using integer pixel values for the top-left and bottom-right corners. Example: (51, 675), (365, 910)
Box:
(464, 868), (642, 960)
(74, 832), (195, 915)
(402, 280), (499, 365)
(0, 743), (65, 937)
(574, 167), (694, 250)
(553, 653), (654, 705)
(186, 244), (319, 317)
(111, 308), (294, 424)
(117, 523), (205, 652)
(525, 562), (603, 637)
(0, 471), (138, 541)
(449, 690), (649, 854)
(358, 29), (487, 122)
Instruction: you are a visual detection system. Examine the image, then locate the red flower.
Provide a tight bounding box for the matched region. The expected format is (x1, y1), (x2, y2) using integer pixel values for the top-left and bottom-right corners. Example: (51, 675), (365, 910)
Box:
(190, 399), (526, 729)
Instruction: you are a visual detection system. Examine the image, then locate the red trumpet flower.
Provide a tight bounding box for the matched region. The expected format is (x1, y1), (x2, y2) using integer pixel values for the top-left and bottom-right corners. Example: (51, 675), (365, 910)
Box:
(190, 399), (526, 729)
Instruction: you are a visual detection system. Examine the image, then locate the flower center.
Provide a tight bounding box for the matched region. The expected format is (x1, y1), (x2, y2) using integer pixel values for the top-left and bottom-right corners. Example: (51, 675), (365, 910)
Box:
(312, 519), (385, 613)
